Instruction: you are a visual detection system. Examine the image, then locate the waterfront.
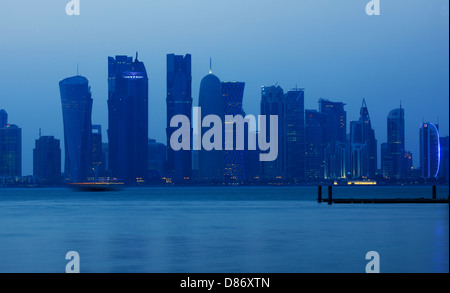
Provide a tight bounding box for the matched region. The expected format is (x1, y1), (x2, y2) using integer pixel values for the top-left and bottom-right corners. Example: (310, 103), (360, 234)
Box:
(0, 186), (448, 273)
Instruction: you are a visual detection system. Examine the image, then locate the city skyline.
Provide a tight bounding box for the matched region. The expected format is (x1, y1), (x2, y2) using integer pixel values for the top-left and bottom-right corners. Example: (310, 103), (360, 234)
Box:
(0, 53), (448, 182)
(0, 1), (448, 175)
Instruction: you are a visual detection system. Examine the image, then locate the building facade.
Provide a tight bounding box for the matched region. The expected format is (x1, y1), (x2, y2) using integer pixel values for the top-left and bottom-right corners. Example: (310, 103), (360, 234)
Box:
(33, 136), (61, 185)
(59, 75), (93, 183)
(385, 107), (406, 179)
(198, 72), (224, 182)
(420, 122), (440, 179)
(305, 110), (326, 181)
(166, 54), (192, 182)
(319, 99), (347, 179)
(222, 81), (246, 183)
(108, 55), (148, 184)
(260, 85), (286, 180)
(285, 89), (305, 182)
(349, 99), (377, 179)
(0, 124), (22, 177)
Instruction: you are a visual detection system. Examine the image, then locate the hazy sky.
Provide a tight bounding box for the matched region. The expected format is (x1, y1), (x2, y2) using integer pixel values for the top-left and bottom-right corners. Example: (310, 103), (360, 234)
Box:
(0, 0), (448, 175)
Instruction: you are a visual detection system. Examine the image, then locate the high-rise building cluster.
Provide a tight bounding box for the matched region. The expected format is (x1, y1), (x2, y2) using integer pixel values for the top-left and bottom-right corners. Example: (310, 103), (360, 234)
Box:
(0, 53), (448, 186)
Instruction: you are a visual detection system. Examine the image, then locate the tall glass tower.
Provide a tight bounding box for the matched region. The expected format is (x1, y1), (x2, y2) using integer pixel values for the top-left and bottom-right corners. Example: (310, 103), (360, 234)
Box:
(59, 75), (93, 183)
(108, 54), (148, 184)
(166, 54), (192, 182)
(260, 85), (286, 180)
(0, 109), (7, 128)
(385, 107), (405, 179)
(349, 99), (377, 179)
(285, 88), (305, 182)
(305, 109), (326, 181)
(222, 81), (245, 182)
(319, 99), (347, 179)
(0, 124), (22, 177)
(198, 72), (224, 182)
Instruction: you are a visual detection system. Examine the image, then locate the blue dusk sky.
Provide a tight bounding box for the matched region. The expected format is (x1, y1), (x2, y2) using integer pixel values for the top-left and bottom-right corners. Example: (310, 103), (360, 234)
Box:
(0, 0), (448, 175)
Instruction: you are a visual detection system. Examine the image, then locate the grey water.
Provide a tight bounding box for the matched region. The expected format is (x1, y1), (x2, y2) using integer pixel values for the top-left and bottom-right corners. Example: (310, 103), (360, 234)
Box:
(0, 186), (448, 273)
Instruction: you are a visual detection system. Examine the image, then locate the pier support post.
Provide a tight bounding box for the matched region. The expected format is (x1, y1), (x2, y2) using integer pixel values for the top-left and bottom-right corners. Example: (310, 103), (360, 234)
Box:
(318, 186), (322, 203)
(328, 186), (332, 205)
(432, 185), (437, 200)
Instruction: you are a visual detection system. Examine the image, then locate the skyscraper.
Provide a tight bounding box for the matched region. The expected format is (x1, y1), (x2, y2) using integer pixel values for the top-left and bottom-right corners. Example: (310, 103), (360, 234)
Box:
(420, 122), (441, 179)
(305, 110), (326, 181)
(260, 85), (286, 180)
(198, 71), (224, 182)
(148, 139), (166, 180)
(319, 99), (347, 143)
(166, 54), (192, 182)
(349, 99), (377, 179)
(108, 54), (148, 184)
(385, 107), (405, 179)
(91, 125), (103, 178)
(0, 109), (7, 128)
(0, 124), (22, 177)
(319, 99), (347, 179)
(33, 136), (61, 185)
(380, 142), (388, 172)
(285, 88), (305, 182)
(59, 75), (93, 183)
(222, 81), (245, 182)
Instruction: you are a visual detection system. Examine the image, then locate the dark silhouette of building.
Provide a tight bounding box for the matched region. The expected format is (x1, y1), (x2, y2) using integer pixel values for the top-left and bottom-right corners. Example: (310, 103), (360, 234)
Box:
(33, 135), (61, 185)
(59, 75), (93, 183)
(305, 110), (326, 181)
(91, 125), (103, 179)
(0, 123), (22, 177)
(222, 81), (246, 183)
(319, 99), (347, 179)
(0, 109), (7, 128)
(403, 150), (413, 177)
(285, 88), (305, 182)
(349, 99), (377, 179)
(384, 106), (406, 179)
(166, 54), (192, 182)
(198, 71), (224, 182)
(101, 143), (109, 175)
(148, 139), (166, 180)
(260, 85), (286, 180)
(380, 142), (388, 172)
(108, 54), (148, 184)
(420, 122), (440, 178)
(244, 130), (260, 182)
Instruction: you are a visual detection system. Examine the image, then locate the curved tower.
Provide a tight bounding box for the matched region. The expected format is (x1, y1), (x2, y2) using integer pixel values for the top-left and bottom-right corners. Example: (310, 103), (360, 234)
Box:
(420, 123), (440, 178)
(198, 72), (224, 182)
(59, 75), (93, 183)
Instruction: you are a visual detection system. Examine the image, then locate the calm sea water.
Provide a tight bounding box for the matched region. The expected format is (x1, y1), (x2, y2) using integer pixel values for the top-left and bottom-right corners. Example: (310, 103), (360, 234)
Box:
(0, 186), (448, 273)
